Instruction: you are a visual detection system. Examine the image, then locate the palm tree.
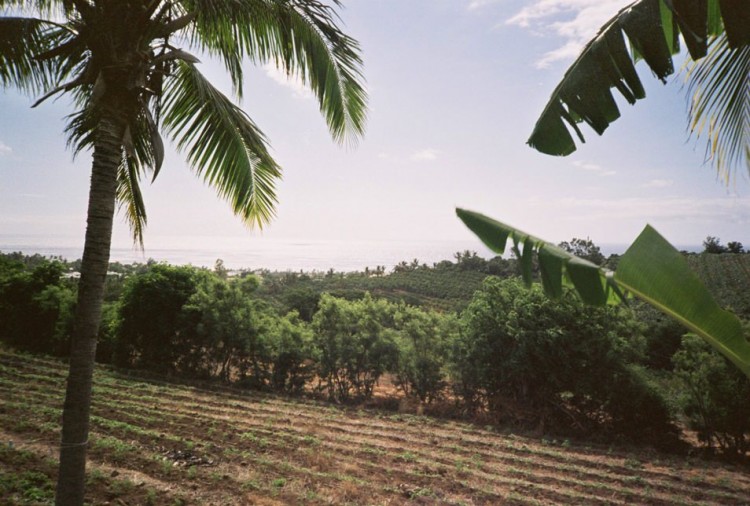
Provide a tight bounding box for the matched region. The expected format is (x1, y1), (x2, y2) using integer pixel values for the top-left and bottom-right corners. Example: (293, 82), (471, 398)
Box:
(527, 0), (750, 180)
(1, 1), (366, 503)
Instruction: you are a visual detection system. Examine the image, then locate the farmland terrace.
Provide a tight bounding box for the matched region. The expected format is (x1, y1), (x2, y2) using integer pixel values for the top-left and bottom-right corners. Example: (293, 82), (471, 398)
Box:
(1, 349), (749, 505)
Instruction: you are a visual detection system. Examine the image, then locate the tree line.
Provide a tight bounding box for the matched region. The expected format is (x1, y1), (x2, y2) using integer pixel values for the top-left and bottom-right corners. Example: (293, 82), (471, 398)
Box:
(2, 250), (749, 457)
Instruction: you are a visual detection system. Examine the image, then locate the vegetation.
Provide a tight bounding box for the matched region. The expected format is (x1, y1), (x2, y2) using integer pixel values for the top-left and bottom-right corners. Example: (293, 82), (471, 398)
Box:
(527, 0), (750, 178)
(2, 347), (750, 505)
(6, 247), (750, 459)
(0, 256), (74, 356)
(452, 278), (677, 446)
(457, 210), (750, 381)
(312, 293), (399, 401)
(674, 334), (750, 458)
(703, 236), (746, 255)
(558, 238), (605, 266)
(3, 0), (367, 502)
(256, 255), (499, 312)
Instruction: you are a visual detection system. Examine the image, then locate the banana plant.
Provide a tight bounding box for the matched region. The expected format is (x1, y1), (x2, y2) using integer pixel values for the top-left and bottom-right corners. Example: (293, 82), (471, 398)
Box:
(456, 208), (750, 379)
(527, 0), (750, 172)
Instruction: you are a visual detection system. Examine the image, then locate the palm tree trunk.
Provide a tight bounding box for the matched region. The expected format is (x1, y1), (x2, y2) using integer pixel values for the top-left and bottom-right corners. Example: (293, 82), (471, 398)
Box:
(56, 111), (124, 505)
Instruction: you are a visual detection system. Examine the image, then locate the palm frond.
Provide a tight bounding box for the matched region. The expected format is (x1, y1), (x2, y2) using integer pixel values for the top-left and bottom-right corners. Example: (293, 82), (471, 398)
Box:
(161, 61), (281, 228)
(685, 35), (750, 181)
(0, 17), (59, 94)
(117, 155), (148, 248)
(67, 104), (161, 245)
(0, 0), (68, 15)
(179, 0), (367, 144)
(281, 0), (367, 144)
(527, 0), (740, 156)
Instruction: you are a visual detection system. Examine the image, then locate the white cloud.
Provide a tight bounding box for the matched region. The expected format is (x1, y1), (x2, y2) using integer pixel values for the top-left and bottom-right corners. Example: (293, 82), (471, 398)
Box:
(0, 141), (12, 156)
(642, 179), (674, 188)
(506, 0), (632, 67)
(263, 64), (313, 100)
(410, 149), (440, 161)
(467, 0), (502, 11)
(572, 160), (616, 176)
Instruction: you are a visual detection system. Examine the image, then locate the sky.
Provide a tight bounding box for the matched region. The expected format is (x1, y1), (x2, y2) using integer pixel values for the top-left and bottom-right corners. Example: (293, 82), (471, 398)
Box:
(2, 0), (750, 260)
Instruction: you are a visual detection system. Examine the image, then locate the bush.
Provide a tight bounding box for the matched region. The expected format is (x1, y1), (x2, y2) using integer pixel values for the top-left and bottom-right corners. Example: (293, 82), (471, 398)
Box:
(673, 334), (750, 457)
(312, 293), (399, 401)
(177, 274), (267, 382)
(114, 264), (200, 373)
(265, 312), (315, 394)
(636, 304), (685, 370)
(451, 278), (677, 443)
(0, 258), (75, 355)
(392, 305), (457, 403)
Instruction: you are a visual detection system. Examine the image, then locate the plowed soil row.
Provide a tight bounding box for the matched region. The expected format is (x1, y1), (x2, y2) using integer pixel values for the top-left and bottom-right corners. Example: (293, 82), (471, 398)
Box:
(1, 349), (749, 505)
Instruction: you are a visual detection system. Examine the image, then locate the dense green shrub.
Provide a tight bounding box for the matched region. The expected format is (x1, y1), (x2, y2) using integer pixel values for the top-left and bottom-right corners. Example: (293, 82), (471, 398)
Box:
(265, 312), (315, 393)
(312, 293), (399, 401)
(637, 305), (685, 370)
(177, 275), (266, 382)
(114, 264), (201, 373)
(282, 287), (320, 322)
(0, 258), (75, 355)
(94, 302), (119, 364)
(673, 334), (750, 457)
(451, 278), (677, 443)
(392, 305), (457, 402)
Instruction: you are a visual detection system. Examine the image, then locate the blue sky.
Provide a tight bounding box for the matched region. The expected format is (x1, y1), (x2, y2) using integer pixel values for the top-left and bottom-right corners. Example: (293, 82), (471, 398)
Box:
(2, 0), (749, 256)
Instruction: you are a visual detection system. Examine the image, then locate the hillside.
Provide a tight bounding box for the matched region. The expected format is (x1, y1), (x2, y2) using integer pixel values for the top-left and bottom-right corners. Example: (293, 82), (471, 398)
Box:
(2, 349), (750, 505)
(252, 252), (750, 315)
(686, 253), (750, 318)
(255, 265), (495, 312)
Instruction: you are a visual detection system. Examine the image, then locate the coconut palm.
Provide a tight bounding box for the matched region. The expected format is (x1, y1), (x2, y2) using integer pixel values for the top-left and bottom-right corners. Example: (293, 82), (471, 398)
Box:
(527, 0), (750, 180)
(0, 1), (366, 503)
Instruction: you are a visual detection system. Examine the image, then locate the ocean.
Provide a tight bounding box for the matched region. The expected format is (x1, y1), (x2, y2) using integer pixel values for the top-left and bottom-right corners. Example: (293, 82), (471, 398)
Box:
(1, 235), (675, 272)
(0, 236), (503, 272)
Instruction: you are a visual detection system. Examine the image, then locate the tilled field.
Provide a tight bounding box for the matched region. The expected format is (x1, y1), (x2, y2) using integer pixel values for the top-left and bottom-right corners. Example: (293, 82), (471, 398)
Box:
(1, 349), (749, 505)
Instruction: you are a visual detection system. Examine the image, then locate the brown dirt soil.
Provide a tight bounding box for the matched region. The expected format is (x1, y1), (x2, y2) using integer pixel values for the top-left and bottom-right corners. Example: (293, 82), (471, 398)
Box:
(1, 349), (750, 505)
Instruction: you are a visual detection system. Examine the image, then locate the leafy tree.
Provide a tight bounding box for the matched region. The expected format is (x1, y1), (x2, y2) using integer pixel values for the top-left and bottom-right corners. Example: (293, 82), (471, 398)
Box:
(527, 0), (750, 178)
(727, 241), (744, 254)
(0, 259), (75, 356)
(674, 334), (750, 457)
(178, 274), (268, 383)
(312, 293), (398, 401)
(114, 264), (200, 373)
(558, 238), (605, 266)
(282, 287), (321, 322)
(457, 210), (750, 380)
(392, 305), (457, 403)
(637, 305), (686, 371)
(703, 236), (727, 254)
(2, 1), (366, 501)
(265, 311), (315, 394)
(452, 277), (676, 442)
(94, 302), (118, 365)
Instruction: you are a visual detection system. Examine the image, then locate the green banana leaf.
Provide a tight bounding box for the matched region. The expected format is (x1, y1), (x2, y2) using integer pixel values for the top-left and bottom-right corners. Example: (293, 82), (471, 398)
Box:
(456, 208), (750, 378)
(527, 0), (749, 156)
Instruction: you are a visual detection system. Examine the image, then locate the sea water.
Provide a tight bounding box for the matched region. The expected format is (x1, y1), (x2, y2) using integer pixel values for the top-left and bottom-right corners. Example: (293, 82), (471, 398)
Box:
(0, 235), (502, 272)
(1, 234), (677, 272)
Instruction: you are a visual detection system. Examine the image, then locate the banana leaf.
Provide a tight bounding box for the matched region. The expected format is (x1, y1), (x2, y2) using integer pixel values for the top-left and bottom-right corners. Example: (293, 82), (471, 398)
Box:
(456, 208), (750, 378)
(527, 0), (740, 156)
